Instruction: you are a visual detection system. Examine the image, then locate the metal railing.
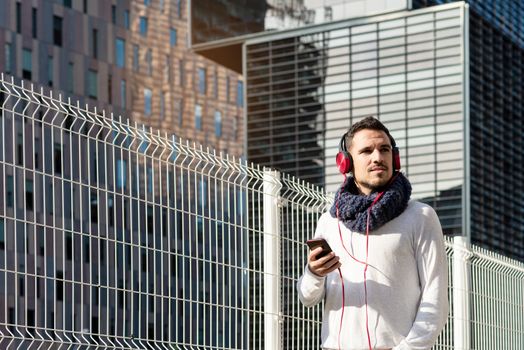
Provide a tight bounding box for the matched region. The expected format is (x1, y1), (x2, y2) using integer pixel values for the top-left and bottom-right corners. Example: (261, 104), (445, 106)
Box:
(0, 74), (523, 349)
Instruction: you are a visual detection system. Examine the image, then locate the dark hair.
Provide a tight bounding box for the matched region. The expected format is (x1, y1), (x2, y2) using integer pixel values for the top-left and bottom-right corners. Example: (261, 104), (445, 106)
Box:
(345, 116), (396, 149)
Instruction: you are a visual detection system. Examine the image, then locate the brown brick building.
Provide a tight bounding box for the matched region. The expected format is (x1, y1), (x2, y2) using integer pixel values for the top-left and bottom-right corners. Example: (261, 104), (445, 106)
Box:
(0, 0), (244, 157)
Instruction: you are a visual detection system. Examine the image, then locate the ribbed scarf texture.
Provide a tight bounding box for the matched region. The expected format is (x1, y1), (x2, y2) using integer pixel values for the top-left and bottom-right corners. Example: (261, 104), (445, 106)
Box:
(329, 173), (412, 233)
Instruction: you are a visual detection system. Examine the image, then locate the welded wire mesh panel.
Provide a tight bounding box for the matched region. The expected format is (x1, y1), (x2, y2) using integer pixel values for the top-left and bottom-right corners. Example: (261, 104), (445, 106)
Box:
(279, 175), (332, 350)
(0, 74), (255, 350)
(433, 237), (454, 350)
(1, 74), (524, 350)
(468, 245), (524, 350)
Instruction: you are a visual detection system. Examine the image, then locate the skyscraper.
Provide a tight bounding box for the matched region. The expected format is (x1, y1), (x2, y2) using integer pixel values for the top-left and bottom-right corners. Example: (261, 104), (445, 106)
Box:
(242, 3), (466, 230)
(413, 0), (524, 260)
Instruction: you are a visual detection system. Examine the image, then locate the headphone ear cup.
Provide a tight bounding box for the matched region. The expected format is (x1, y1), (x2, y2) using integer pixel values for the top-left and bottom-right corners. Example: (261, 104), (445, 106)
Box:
(393, 147), (401, 171)
(336, 151), (352, 174)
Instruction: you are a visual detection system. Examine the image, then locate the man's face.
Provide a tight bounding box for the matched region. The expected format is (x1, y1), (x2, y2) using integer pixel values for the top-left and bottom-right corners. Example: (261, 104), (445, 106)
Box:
(348, 129), (394, 195)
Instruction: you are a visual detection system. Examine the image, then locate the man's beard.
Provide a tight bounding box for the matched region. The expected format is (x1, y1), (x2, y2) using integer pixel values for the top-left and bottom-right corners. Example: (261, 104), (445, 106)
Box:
(356, 176), (391, 194)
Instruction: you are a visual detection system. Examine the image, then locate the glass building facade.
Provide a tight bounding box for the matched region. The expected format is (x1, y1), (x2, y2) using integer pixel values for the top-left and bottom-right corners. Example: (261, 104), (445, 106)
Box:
(413, 0), (524, 259)
(242, 1), (524, 260)
(413, 0), (524, 47)
(245, 3), (466, 236)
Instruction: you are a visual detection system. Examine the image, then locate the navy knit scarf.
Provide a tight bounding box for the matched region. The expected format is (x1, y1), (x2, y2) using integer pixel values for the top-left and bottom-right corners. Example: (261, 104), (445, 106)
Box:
(329, 173), (412, 233)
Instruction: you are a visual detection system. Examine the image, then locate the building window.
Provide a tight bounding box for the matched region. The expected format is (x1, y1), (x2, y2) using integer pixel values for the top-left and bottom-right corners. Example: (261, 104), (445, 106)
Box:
(87, 69), (98, 99)
(83, 0), (88, 13)
(64, 0), (72, 8)
(233, 117), (238, 141)
(92, 28), (98, 58)
(198, 68), (206, 94)
(170, 28), (177, 46)
(17, 133), (23, 165)
(116, 160), (127, 189)
(139, 17), (148, 36)
(108, 197), (114, 227)
(6, 176), (13, 207)
(54, 143), (62, 174)
(16, 2), (21, 34)
(32, 7), (37, 38)
(56, 271), (64, 300)
(47, 183), (54, 215)
(133, 44), (139, 71)
(5, 43), (12, 74)
(179, 59), (185, 86)
(199, 179), (207, 208)
(120, 79), (126, 108)
(144, 88), (152, 116)
(237, 80), (244, 107)
(177, 99), (184, 126)
(53, 15), (63, 47)
(22, 49), (32, 80)
(160, 92), (165, 120)
(176, 0), (182, 18)
(214, 110), (222, 137)
(147, 167), (153, 193)
(90, 192), (98, 223)
(34, 137), (40, 169)
(124, 10), (130, 29)
(144, 0), (151, 5)
(195, 104), (202, 130)
(115, 38), (125, 68)
(26, 179), (33, 211)
(0, 218), (4, 249)
(108, 73), (112, 104)
(67, 62), (74, 93)
(164, 55), (170, 81)
(47, 55), (53, 87)
(83, 236), (90, 263)
(66, 233), (72, 260)
(111, 5), (116, 24)
(160, 0), (165, 12)
(146, 48), (152, 76)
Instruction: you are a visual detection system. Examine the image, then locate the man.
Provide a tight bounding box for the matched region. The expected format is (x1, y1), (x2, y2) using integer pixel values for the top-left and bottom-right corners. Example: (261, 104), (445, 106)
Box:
(297, 117), (448, 350)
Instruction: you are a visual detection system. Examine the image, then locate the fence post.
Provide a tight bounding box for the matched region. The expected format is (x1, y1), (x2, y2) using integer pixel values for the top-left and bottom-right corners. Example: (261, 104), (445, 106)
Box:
(453, 236), (471, 350)
(263, 169), (282, 350)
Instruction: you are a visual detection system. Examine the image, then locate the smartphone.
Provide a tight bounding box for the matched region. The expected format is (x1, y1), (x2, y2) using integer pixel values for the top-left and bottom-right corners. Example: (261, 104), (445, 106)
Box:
(306, 238), (333, 259)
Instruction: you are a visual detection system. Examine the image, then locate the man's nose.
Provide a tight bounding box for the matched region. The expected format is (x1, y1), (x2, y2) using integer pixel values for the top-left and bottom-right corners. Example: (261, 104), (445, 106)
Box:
(371, 149), (384, 163)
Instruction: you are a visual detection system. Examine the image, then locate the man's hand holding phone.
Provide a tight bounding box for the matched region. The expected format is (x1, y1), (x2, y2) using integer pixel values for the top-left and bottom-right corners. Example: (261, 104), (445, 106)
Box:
(306, 238), (341, 277)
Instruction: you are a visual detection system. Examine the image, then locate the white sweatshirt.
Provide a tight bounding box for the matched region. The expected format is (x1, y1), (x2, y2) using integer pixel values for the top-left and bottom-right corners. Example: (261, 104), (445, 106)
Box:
(297, 200), (448, 350)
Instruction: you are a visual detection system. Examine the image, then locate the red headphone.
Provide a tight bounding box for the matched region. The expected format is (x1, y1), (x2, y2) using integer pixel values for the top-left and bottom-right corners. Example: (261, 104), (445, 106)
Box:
(335, 132), (401, 174)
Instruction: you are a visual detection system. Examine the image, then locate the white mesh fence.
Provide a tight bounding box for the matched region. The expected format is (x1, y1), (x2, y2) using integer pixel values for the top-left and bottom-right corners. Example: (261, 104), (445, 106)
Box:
(0, 75), (523, 350)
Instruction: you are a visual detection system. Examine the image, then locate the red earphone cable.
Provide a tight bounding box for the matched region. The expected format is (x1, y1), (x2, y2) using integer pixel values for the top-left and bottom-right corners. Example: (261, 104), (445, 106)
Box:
(337, 267), (345, 350)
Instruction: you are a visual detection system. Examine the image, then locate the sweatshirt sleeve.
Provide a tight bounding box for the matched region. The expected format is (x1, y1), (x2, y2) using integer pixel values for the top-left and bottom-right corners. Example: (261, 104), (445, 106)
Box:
(297, 264), (326, 307)
(296, 213), (327, 307)
(394, 205), (449, 350)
